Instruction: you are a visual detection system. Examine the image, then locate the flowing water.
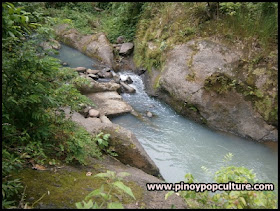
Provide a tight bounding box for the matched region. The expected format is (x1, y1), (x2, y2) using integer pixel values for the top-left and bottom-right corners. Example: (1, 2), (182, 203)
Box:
(55, 44), (278, 186)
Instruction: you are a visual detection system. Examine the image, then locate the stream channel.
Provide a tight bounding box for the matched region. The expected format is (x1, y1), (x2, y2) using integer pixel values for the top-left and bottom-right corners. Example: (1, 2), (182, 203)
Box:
(55, 44), (278, 186)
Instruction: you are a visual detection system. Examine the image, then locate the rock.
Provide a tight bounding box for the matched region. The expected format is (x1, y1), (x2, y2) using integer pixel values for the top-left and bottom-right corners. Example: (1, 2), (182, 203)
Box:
(82, 106), (92, 118)
(86, 91), (133, 116)
(104, 71), (113, 78)
(86, 69), (99, 74)
(147, 111), (153, 118)
(120, 81), (136, 93)
(122, 76), (133, 84)
(136, 68), (146, 76)
(99, 115), (112, 124)
(119, 42), (134, 56)
(62, 62), (68, 66)
(103, 67), (111, 72)
(153, 39), (278, 142)
(87, 74), (99, 80)
(64, 107), (161, 177)
(54, 24), (114, 68)
(117, 36), (124, 44)
(88, 109), (100, 118)
(50, 39), (61, 50)
(97, 69), (113, 78)
(113, 74), (121, 84)
(78, 81), (121, 94)
(39, 39), (61, 50)
(75, 67), (87, 72)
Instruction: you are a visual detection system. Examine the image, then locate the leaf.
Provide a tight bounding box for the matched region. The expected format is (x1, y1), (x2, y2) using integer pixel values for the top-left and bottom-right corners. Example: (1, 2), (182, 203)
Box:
(85, 189), (101, 201)
(83, 200), (94, 209)
(113, 181), (136, 200)
(165, 191), (174, 200)
(107, 202), (124, 209)
(94, 172), (110, 178)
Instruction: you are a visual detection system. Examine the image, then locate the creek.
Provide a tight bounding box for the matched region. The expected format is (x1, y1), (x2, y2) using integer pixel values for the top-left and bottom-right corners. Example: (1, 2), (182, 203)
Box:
(55, 44), (278, 186)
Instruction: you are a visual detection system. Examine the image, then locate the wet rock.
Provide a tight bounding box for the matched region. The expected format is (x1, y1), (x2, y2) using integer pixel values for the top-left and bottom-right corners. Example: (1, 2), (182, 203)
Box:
(119, 42), (134, 56)
(121, 75), (133, 84)
(120, 81), (136, 93)
(88, 109), (100, 118)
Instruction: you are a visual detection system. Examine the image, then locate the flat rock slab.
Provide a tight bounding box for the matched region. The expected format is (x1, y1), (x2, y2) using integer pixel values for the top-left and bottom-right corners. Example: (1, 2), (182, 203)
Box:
(87, 91), (133, 116)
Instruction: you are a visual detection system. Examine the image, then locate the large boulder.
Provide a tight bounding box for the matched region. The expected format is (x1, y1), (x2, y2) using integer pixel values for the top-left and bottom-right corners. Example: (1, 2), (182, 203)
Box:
(65, 108), (161, 177)
(54, 24), (114, 68)
(150, 39), (277, 142)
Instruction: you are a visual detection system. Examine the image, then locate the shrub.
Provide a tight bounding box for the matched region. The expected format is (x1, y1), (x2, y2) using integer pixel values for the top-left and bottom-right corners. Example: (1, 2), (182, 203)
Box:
(166, 153), (277, 209)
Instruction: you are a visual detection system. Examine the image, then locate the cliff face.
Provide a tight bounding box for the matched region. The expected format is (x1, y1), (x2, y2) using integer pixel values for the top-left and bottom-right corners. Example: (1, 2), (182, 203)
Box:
(133, 3), (278, 142)
(143, 39), (277, 141)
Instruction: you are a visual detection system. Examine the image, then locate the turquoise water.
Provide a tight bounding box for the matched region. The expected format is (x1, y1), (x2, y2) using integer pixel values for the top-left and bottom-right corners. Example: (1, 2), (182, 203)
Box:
(56, 44), (278, 186)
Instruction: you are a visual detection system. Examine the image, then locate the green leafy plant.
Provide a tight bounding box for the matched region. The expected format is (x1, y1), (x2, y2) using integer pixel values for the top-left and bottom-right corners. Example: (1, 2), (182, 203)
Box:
(75, 170), (135, 209)
(94, 132), (117, 157)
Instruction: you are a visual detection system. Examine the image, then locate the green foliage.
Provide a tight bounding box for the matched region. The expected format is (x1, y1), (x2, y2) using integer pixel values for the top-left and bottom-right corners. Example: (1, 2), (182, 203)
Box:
(94, 132), (117, 157)
(75, 171), (135, 209)
(100, 2), (145, 42)
(2, 2), (104, 207)
(2, 2), (41, 40)
(165, 153), (277, 209)
(2, 150), (24, 208)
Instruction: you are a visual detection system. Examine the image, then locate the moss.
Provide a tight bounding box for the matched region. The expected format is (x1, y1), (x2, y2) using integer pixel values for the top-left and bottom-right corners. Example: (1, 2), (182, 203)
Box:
(204, 73), (235, 94)
(185, 72), (196, 82)
(153, 74), (161, 89)
(15, 167), (144, 208)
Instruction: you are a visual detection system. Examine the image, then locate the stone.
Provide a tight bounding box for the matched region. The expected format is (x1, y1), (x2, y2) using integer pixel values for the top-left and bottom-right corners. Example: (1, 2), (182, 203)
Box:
(147, 111), (153, 118)
(86, 91), (133, 116)
(87, 74), (99, 80)
(113, 74), (121, 84)
(120, 81), (136, 93)
(86, 69), (99, 74)
(122, 76), (133, 84)
(88, 109), (100, 118)
(75, 67), (87, 72)
(119, 42), (134, 56)
(116, 36), (124, 44)
(62, 62), (68, 66)
(100, 115), (112, 124)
